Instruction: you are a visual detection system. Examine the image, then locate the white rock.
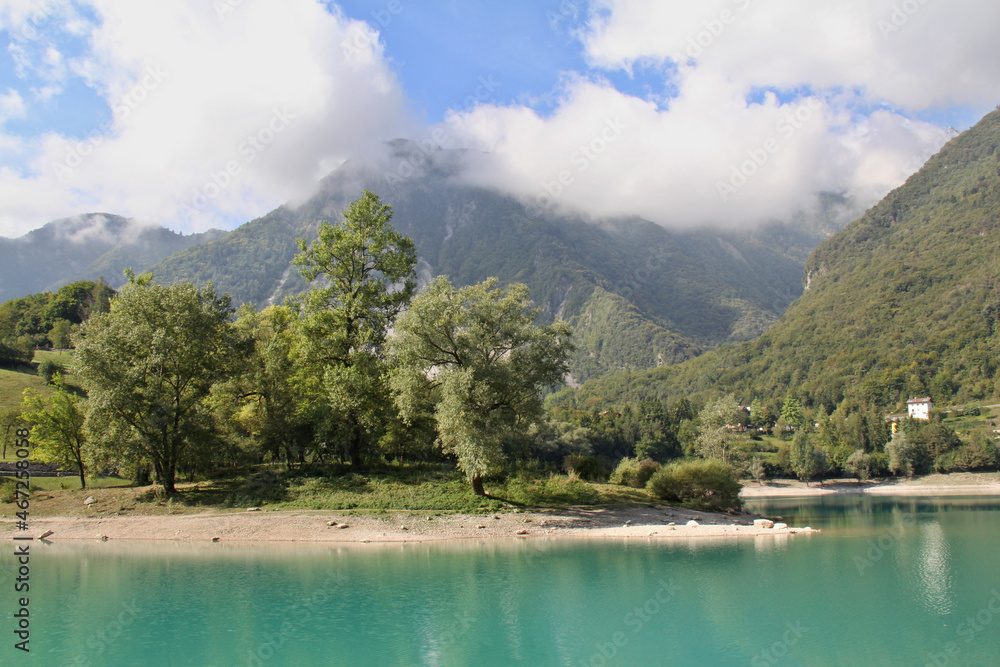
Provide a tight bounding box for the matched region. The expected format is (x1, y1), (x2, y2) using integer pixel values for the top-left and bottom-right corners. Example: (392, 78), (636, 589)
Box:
(686, 520), (699, 527)
(774, 522), (788, 530)
(83, 496), (96, 505)
(753, 519), (775, 529)
(247, 507), (260, 512)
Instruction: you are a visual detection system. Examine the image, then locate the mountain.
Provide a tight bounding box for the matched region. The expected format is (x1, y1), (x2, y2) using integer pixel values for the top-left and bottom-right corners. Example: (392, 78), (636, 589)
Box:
(147, 142), (856, 382)
(561, 108), (1000, 408)
(0, 213), (225, 301)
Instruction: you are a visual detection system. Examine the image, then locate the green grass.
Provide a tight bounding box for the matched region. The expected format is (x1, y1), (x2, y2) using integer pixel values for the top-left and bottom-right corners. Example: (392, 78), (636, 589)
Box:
(23, 476), (130, 491)
(0, 366), (47, 412)
(164, 464), (657, 513)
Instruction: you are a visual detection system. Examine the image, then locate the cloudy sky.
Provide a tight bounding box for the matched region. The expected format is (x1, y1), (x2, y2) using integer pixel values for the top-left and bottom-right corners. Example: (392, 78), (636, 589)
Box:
(0, 0), (998, 238)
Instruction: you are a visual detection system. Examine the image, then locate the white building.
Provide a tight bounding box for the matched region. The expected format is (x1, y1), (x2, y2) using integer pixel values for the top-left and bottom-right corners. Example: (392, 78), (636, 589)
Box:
(907, 397), (933, 420)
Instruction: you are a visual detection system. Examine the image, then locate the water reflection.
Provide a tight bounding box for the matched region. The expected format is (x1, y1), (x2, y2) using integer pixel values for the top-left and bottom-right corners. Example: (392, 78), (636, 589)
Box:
(916, 520), (953, 616)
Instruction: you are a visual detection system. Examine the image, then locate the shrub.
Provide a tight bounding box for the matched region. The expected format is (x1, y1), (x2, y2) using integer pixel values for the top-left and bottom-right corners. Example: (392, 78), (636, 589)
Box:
(610, 457), (640, 486)
(635, 459), (662, 488)
(37, 359), (57, 384)
(646, 459), (742, 511)
(0, 478), (16, 504)
(609, 457), (662, 488)
(564, 454), (605, 482)
(504, 474), (600, 505)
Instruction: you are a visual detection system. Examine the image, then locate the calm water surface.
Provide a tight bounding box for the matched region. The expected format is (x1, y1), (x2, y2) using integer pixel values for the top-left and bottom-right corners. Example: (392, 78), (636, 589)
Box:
(4, 496), (1000, 666)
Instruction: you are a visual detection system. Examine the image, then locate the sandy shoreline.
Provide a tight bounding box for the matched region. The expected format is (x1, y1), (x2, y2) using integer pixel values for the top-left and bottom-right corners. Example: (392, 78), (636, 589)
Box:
(3, 505), (816, 544)
(741, 473), (1000, 498)
(7, 474), (997, 544)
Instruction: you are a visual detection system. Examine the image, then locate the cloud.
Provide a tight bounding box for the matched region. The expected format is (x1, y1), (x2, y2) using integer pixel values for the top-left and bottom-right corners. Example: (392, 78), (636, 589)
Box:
(583, 0), (1000, 110)
(433, 0), (993, 228)
(443, 71), (950, 228)
(0, 88), (26, 121)
(0, 0), (410, 237)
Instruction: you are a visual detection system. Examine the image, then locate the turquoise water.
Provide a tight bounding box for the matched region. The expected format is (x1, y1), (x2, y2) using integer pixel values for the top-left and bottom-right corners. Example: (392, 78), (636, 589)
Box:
(4, 496), (1000, 666)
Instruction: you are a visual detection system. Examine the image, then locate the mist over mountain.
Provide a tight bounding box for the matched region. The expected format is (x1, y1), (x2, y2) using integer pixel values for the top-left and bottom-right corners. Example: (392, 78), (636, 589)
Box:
(146, 142), (859, 382)
(0, 214), (225, 301)
(561, 108), (1000, 407)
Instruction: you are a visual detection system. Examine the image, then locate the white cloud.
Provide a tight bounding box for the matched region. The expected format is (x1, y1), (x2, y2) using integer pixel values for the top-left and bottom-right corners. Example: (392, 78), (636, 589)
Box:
(0, 0), (411, 237)
(0, 88), (26, 121)
(583, 0), (1000, 110)
(443, 71), (950, 228)
(435, 0), (992, 228)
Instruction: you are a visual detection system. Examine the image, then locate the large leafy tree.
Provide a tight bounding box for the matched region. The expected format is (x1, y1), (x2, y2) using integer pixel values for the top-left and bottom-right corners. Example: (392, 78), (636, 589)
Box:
(213, 305), (316, 467)
(293, 190), (417, 467)
(73, 273), (244, 495)
(390, 276), (572, 495)
(21, 381), (88, 488)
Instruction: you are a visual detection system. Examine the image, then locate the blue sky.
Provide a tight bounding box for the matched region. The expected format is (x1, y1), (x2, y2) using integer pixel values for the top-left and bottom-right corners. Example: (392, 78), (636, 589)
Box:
(0, 0), (998, 237)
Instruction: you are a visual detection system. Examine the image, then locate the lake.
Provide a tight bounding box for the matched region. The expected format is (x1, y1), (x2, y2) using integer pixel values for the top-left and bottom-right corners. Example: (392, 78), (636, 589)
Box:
(5, 496), (1000, 665)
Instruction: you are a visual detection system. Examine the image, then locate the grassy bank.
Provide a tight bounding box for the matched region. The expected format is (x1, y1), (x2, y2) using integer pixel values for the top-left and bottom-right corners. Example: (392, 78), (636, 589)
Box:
(1, 464), (654, 519)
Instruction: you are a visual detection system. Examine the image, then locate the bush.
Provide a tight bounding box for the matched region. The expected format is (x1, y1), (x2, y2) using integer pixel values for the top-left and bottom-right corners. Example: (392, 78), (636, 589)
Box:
(0, 478), (16, 504)
(563, 454), (606, 482)
(646, 459), (742, 511)
(37, 359), (57, 384)
(610, 457), (661, 488)
(610, 457), (640, 486)
(504, 474), (600, 505)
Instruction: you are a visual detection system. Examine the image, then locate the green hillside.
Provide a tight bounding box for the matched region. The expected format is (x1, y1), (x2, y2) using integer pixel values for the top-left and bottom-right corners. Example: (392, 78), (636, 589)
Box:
(562, 109), (1000, 410)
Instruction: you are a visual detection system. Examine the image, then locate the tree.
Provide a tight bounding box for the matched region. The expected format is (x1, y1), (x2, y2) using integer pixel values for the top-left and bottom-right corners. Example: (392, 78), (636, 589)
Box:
(694, 394), (752, 471)
(214, 305), (316, 468)
(749, 456), (766, 484)
(886, 430), (922, 478)
(47, 319), (73, 348)
(0, 406), (27, 459)
(789, 431), (829, 484)
(73, 273), (243, 496)
(293, 190), (417, 467)
(749, 399), (775, 432)
(21, 382), (88, 488)
(390, 276), (572, 495)
(845, 449), (873, 483)
(779, 394), (806, 432)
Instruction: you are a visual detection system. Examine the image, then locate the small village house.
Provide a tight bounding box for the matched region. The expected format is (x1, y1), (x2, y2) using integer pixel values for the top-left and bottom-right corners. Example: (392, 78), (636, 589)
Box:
(906, 397), (933, 420)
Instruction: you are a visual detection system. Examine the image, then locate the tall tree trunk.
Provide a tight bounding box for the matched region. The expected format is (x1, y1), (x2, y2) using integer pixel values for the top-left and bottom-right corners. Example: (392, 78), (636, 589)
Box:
(471, 475), (486, 496)
(75, 451), (86, 490)
(162, 468), (176, 496)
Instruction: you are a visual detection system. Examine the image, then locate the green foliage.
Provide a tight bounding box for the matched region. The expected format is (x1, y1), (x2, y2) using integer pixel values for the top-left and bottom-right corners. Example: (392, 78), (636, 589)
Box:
(565, 109), (1000, 413)
(47, 319), (73, 349)
(886, 431), (923, 478)
(646, 459), (742, 511)
(0, 477), (15, 503)
(390, 276), (572, 493)
(845, 449), (873, 482)
(73, 273), (245, 495)
(609, 456), (661, 488)
(563, 454), (606, 481)
(37, 360), (56, 385)
(779, 395), (806, 431)
(293, 190), (417, 467)
(502, 474), (600, 506)
(789, 431), (829, 482)
(20, 383), (88, 487)
(695, 394), (752, 471)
